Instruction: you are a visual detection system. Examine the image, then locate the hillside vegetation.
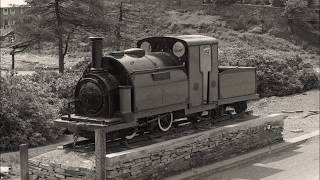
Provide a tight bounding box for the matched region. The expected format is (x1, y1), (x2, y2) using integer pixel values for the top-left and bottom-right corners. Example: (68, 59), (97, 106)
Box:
(161, 10), (319, 96)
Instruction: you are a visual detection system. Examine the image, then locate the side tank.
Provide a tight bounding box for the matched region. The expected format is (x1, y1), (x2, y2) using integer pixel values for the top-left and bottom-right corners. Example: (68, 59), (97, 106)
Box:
(104, 49), (189, 113)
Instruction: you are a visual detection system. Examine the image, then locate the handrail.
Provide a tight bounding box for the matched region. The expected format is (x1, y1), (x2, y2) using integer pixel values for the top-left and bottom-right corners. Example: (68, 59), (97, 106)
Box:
(129, 65), (185, 75)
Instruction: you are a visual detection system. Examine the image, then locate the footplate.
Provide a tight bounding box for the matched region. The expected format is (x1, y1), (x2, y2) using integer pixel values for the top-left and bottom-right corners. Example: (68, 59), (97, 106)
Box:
(54, 114), (137, 133)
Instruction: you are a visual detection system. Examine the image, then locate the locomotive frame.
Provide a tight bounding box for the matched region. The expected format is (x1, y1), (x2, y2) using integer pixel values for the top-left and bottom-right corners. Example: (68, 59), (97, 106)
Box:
(54, 35), (259, 139)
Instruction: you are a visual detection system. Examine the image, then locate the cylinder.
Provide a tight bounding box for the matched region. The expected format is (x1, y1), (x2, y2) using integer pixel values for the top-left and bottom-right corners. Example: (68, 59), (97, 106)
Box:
(89, 37), (103, 69)
(119, 85), (132, 114)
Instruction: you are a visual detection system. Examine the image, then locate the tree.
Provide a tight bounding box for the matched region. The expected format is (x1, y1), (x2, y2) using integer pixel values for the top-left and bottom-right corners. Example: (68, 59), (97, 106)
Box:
(107, 1), (152, 50)
(17, 0), (110, 73)
(271, 0), (285, 7)
(210, 0), (238, 6)
(283, 0), (308, 19)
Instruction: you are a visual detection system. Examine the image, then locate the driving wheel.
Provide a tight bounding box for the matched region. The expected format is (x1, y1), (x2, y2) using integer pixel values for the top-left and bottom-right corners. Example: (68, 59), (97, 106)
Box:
(158, 113), (173, 132)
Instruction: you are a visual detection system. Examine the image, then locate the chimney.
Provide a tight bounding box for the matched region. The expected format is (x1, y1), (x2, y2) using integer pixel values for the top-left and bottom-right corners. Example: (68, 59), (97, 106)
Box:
(89, 37), (103, 69)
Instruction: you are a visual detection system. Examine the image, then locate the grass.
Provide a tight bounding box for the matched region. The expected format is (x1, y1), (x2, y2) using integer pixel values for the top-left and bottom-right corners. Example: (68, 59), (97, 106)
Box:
(0, 47), (89, 71)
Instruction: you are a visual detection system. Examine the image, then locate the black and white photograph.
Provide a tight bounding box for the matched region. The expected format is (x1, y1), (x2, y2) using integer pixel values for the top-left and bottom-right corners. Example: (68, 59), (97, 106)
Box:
(0, 0), (319, 179)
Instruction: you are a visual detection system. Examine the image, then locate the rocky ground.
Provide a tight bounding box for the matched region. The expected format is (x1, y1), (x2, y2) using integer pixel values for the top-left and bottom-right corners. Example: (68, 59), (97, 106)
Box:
(249, 89), (319, 139)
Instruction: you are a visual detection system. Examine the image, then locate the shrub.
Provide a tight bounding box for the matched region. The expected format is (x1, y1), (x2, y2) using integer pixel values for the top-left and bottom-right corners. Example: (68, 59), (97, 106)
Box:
(299, 68), (320, 90)
(214, 0), (238, 6)
(219, 45), (319, 97)
(283, 0), (308, 18)
(0, 71), (81, 151)
(271, 0), (285, 7)
(232, 15), (249, 31)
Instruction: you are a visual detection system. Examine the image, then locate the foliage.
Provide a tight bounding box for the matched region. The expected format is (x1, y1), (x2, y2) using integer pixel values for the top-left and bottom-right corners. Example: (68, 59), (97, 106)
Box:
(15, 0), (111, 73)
(104, 1), (155, 50)
(219, 45), (319, 97)
(231, 15), (248, 31)
(283, 0), (308, 18)
(0, 71), (81, 151)
(214, 0), (238, 6)
(282, 0), (319, 48)
(229, 13), (262, 31)
(15, 15), (55, 43)
(271, 0), (285, 7)
(241, 0), (270, 4)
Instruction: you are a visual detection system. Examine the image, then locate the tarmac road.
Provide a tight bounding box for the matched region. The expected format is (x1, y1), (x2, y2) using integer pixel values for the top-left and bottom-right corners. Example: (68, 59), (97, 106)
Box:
(204, 136), (319, 180)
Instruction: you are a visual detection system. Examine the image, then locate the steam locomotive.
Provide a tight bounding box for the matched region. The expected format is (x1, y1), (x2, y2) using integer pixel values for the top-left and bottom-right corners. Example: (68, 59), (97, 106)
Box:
(54, 35), (259, 140)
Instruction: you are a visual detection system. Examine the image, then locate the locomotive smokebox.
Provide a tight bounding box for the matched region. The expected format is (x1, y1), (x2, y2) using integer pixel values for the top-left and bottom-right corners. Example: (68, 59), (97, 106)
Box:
(89, 37), (103, 69)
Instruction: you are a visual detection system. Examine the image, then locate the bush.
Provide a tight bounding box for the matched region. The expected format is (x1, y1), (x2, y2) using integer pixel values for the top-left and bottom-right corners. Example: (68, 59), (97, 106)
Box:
(232, 15), (249, 31)
(299, 68), (320, 91)
(283, 0), (308, 18)
(271, 0), (285, 7)
(214, 0), (238, 6)
(219, 46), (320, 97)
(0, 71), (81, 151)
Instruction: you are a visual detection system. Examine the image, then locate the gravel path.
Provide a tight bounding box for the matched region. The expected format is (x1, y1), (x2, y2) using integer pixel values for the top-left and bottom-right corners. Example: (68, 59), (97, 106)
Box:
(248, 89), (319, 139)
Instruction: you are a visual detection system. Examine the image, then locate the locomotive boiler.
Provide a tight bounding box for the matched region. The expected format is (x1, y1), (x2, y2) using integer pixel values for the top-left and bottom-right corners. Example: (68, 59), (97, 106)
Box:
(54, 35), (259, 140)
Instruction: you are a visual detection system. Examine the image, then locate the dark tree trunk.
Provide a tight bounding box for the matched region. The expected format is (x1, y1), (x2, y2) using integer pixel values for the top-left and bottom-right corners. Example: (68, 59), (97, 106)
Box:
(116, 2), (123, 50)
(37, 39), (41, 54)
(58, 35), (64, 73)
(54, 0), (64, 73)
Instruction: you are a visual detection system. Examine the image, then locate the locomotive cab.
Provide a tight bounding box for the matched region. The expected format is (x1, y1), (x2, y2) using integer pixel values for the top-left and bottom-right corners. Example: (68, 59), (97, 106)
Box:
(137, 35), (220, 114)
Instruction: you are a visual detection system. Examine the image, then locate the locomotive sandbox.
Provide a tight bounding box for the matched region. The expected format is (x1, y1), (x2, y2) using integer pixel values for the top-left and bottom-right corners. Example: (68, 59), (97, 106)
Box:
(28, 114), (286, 180)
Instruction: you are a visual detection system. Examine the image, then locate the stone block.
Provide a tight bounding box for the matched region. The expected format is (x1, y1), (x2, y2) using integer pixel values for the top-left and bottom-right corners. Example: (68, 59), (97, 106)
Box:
(150, 155), (160, 160)
(66, 177), (82, 180)
(55, 173), (65, 179)
(54, 167), (65, 174)
(29, 165), (42, 171)
(106, 170), (120, 178)
(64, 169), (86, 177)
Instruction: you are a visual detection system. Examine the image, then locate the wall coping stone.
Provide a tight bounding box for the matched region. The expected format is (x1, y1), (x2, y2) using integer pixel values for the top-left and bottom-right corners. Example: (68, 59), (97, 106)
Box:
(106, 114), (286, 164)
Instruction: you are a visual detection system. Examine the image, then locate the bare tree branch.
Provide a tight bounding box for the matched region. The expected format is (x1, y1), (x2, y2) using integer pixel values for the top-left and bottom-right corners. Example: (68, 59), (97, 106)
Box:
(63, 25), (77, 57)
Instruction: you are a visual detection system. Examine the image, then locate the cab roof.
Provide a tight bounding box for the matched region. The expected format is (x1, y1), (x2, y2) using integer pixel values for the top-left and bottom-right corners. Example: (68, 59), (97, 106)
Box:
(138, 35), (218, 47)
(170, 35), (218, 46)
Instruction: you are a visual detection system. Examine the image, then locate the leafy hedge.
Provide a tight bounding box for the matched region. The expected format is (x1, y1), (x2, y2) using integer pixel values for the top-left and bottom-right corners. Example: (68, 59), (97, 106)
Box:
(219, 46), (319, 97)
(0, 71), (81, 151)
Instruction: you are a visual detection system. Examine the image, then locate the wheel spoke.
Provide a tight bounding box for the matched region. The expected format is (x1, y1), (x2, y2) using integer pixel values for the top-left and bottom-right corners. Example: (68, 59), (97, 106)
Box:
(158, 113), (173, 132)
(125, 129), (137, 140)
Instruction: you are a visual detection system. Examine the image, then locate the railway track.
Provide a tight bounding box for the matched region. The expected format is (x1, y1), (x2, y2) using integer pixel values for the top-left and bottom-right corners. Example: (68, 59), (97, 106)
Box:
(60, 111), (256, 154)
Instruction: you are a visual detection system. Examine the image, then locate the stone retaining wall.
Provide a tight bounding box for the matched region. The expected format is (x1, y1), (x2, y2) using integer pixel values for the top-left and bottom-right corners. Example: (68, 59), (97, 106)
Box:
(29, 114), (286, 180)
